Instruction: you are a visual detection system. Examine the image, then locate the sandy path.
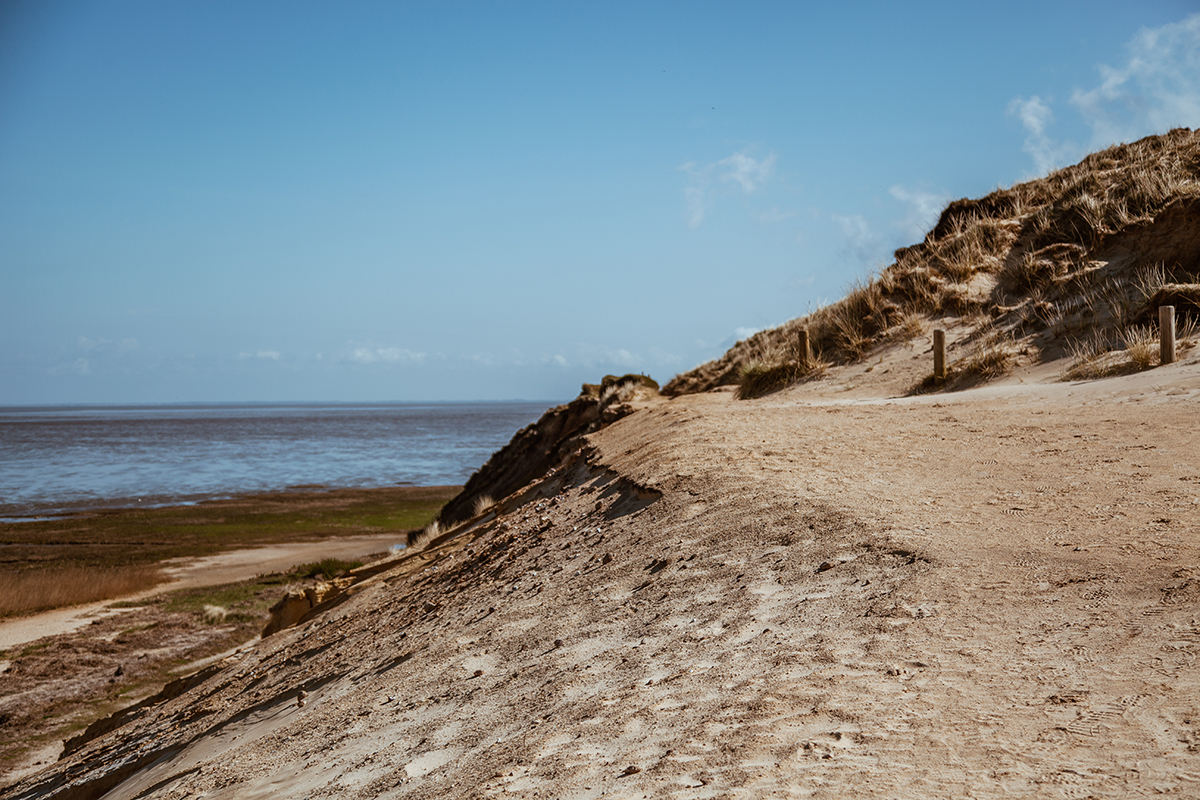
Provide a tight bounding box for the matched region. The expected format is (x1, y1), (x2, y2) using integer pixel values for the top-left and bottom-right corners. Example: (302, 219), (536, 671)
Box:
(0, 534), (404, 651)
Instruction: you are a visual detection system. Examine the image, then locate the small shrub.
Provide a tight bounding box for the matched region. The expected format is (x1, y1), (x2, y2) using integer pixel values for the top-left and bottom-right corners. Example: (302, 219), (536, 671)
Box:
(201, 605), (228, 624)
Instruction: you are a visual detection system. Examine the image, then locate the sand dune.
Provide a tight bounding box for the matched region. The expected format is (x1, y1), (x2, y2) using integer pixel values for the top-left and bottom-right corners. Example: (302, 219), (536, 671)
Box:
(9, 353), (1200, 798)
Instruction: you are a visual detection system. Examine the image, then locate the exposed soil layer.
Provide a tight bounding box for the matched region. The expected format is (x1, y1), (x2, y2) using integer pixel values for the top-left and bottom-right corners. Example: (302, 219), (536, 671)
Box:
(8, 359), (1200, 798)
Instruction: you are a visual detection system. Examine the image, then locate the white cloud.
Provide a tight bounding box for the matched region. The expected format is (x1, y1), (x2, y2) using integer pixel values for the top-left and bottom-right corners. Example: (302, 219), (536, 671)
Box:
(1072, 13), (1200, 146)
(889, 185), (950, 242)
(733, 326), (763, 342)
(682, 179), (708, 228)
(680, 148), (777, 229)
(551, 354), (568, 367)
(832, 213), (883, 266)
(1007, 14), (1200, 175)
(1006, 95), (1077, 175)
(719, 151), (775, 192)
(348, 346), (425, 365)
(238, 350), (281, 360)
(609, 348), (640, 368)
(73, 358), (89, 375)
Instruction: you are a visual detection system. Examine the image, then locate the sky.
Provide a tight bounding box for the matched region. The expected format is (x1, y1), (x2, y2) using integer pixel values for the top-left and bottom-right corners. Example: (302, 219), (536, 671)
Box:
(2, 1), (1199, 404)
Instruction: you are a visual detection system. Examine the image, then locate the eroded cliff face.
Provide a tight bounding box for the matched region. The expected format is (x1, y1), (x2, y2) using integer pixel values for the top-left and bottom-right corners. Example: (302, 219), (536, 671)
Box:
(433, 374), (658, 527)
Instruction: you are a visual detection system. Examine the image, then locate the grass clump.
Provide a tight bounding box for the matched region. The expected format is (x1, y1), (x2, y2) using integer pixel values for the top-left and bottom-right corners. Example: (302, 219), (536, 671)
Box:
(472, 494), (496, 517)
(737, 361), (802, 400)
(1121, 325), (1158, 370)
(1061, 323), (1169, 380)
(409, 519), (441, 549)
(290, 557), (362, 580)
(736, 345), (829, 399)
(1061, 330), (1116, 380)
(911, 328), (1020, 394)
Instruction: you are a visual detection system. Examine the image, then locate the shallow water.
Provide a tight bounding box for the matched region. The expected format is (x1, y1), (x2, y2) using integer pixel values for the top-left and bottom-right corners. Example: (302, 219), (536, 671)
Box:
(0, 401), (554, 518)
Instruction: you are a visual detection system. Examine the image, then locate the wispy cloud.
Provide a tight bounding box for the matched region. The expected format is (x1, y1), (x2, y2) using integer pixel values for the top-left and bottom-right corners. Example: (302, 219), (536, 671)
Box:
(832, 213), (884, 266)
(348, 346), (425, 365)
(718, 151), (775, 192)
(680, 148), (777, 228)
(1008, 14), (1200, 175)
(1072, 13), (1200, 147)
(1007, 95), (1077, 175)
(239, 350), (281, 360)
(889, 185), (950, 243)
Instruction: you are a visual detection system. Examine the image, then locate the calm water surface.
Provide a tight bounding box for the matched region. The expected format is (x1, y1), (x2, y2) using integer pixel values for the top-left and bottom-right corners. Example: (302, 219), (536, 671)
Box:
(0, 402), (555, 518)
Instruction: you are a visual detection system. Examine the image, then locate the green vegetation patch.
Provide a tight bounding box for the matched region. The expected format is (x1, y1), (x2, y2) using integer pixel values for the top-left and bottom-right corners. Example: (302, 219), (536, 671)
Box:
(0, 485), (457, 618)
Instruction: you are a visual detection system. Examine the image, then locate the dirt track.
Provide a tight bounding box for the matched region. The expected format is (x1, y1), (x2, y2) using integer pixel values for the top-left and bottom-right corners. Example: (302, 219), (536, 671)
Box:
(7, 356), (1200, 798)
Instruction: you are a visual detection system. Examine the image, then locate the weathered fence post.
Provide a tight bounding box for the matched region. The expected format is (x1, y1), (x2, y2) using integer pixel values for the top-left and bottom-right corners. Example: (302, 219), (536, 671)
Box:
(798, 328), (811, 370)
(933, 329), (946, 381)
(1160, 305), (1176, 365)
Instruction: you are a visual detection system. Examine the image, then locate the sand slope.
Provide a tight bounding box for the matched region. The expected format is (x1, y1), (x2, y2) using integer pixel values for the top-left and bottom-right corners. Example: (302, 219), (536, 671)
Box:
(7, 361), (1200, 798)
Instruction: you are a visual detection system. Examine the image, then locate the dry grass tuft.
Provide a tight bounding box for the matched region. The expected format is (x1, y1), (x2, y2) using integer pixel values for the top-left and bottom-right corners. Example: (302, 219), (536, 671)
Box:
(410, 519), (441, 550)
(736, 347), (828, 399)
(1121, 325), (1158, 370)
(202, 604), (229, 624)
(1061, 331), (1118, 380)
(958, 331), (1019, 382)
(890, 312), (927, 341)
(0, 565), (162, 618)
(472, 494), (496, 517)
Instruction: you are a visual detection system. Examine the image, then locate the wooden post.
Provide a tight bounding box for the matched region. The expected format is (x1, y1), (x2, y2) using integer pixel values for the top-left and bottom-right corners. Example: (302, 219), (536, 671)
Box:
(1160, 305), (1176, 365)
(798, 328), (811, 369)
(933, 329), (946, 381)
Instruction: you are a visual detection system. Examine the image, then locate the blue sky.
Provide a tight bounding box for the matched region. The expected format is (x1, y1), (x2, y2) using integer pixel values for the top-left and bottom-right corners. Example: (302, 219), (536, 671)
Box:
(2, 1), (1198, 404)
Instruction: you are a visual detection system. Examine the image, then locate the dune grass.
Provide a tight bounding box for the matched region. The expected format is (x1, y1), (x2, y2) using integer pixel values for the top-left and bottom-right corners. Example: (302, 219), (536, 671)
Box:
(663, 128), (1200, 399)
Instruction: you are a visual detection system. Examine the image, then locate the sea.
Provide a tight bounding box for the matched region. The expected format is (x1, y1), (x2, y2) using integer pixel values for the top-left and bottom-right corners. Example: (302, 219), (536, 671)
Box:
(0, 402), (556, 520)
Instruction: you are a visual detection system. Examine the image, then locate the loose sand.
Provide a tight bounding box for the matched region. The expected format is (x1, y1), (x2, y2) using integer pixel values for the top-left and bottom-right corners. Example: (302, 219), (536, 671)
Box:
(7, 353), (1200, 798)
